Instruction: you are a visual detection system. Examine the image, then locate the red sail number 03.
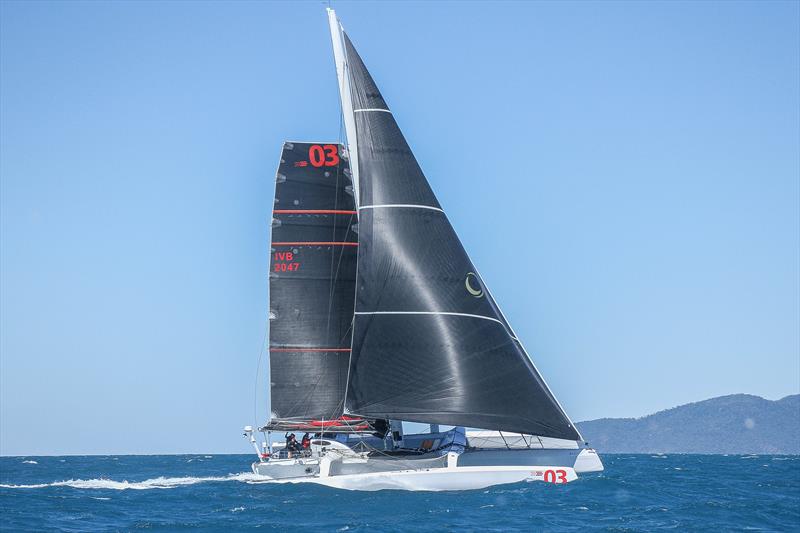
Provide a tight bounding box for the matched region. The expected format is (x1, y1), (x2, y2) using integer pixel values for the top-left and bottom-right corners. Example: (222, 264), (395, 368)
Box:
(309, 144), (340, 167)
(543, 469), (568, 484)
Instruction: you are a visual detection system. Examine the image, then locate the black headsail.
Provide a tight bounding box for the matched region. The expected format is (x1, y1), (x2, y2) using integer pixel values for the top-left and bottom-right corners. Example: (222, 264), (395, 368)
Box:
(267, 141), (357, 424)
(339, 32), (582, 441)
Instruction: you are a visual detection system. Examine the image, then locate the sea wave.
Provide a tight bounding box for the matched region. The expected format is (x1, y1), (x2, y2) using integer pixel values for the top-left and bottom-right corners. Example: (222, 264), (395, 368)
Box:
(0, 472), (264, 490)
(1, 455), (797, 531)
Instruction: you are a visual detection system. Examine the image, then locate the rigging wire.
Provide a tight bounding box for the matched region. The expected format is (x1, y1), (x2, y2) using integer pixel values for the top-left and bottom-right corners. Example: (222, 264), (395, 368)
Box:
(323, 106), (347, 346)
(253, 319), (269, 429)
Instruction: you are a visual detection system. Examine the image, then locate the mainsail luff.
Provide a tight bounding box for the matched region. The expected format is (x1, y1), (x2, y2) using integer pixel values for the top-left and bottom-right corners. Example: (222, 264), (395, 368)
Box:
(336, 26), (582, 441)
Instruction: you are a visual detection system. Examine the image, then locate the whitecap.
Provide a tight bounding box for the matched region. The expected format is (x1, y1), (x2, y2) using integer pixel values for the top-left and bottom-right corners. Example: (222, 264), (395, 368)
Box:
(0, 472), (263, 491)
(231, 506), (245, 513)
(22, 460), (38, 465)
(91, 497), (110, 501)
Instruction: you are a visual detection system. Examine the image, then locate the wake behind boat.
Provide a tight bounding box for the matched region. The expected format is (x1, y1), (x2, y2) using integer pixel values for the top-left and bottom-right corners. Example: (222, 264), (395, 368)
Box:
(242, 8), (604, 491)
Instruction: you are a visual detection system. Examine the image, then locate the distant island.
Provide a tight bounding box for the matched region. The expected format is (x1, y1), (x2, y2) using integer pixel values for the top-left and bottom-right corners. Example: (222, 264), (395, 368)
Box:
(576, 394), (799, 455)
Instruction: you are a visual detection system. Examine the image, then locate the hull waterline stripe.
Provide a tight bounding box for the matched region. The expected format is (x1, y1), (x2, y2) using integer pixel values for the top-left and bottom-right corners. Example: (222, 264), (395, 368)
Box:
(272, 242), (358, 247)
(270, 348), (351, 352)
(354, 108), (392, 114)
(274, 210), (357, 215)
(359, 204), (444, 213)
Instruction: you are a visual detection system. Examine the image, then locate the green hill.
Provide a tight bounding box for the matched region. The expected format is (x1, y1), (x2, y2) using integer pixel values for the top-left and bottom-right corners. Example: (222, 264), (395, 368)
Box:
(576, 394), (799, 454)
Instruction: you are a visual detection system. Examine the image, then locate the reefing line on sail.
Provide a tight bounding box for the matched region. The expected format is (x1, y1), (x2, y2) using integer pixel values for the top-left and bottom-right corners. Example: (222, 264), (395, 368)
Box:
(353, 311), (519, 342)
(269, 348), (352, 352)
(273, 210), (357, 215)
(272, 242), (358, 247)
(359, 204), (444, 213)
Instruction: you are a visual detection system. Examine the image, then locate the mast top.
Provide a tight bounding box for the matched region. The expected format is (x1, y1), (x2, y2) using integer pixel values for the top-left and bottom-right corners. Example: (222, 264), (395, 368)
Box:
(327, 8), (360, 208)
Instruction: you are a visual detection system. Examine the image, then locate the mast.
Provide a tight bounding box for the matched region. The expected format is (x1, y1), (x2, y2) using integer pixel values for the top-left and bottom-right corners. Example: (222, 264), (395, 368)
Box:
(327, 8), (360, 208)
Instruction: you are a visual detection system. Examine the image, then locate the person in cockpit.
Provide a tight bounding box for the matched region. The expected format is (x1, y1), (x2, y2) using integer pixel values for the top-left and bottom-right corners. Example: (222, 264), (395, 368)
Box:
(284, 432), (300, 457)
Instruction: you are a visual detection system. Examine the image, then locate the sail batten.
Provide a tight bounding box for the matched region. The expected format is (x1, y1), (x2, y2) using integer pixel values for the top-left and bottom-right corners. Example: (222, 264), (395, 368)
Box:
(336, 27), (581, 441)
(359, 204), (443, 212)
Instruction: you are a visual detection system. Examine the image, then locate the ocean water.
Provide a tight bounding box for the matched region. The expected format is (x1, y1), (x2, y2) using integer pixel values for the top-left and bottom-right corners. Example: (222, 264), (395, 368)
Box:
(1, 454), (798, 532)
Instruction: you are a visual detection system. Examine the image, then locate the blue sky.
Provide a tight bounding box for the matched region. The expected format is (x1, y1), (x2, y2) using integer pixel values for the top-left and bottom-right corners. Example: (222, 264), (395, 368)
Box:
(1, 1), (798, 455)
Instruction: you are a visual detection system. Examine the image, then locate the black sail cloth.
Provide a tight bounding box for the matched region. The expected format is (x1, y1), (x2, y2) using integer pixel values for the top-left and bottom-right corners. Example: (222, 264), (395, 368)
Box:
(268, 142), (357, 422)
(342, 34), (581, 441)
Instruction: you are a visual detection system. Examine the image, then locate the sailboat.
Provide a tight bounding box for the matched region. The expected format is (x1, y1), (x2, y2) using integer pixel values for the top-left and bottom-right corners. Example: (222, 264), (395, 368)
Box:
(241, 8), (604, 491)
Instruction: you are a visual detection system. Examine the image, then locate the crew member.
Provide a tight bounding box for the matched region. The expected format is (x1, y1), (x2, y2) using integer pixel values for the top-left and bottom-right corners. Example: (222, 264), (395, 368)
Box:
(285, 432), (299, 457)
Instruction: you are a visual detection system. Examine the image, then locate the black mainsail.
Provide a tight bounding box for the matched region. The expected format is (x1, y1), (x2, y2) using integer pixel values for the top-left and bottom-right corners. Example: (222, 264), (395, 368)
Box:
(336, 31), (582, 441)
(267, 141), (357, 424)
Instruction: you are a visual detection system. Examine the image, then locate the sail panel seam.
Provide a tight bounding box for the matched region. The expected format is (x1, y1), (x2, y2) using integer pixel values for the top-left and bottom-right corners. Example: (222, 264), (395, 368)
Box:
(272, 241), (358, 246)
(274, 209), (357, 215)
(354, 311), (518, 340)
(359, 204), (443, 212)
(270, 348), (351, 352)
(354, 108), (392, 113)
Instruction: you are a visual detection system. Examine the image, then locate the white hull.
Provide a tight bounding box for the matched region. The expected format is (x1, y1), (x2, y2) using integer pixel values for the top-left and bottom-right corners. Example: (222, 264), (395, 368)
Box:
(251, 447), (602, 491)
(271, 465), (579, 491)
